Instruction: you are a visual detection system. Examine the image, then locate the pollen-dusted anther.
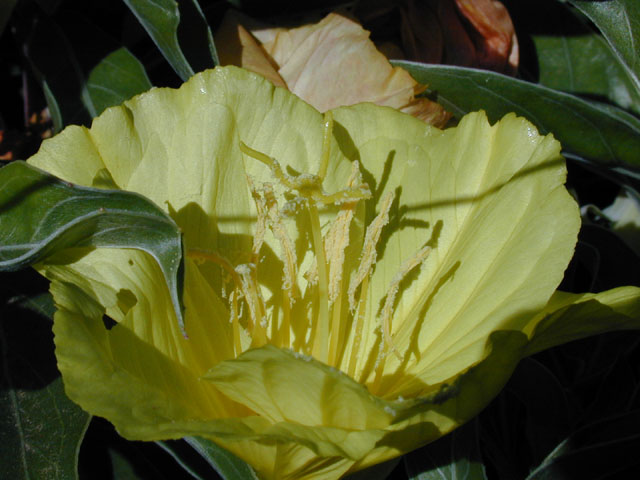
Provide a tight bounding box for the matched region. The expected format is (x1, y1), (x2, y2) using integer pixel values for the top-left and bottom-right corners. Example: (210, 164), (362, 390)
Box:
(306, 161), (365, 303)
(379, 245), (432, 360)
(328, 163), (363, 297)
(228, 289), (242, 355)
(348, 191), (395, 312)
(246, 176), (267, 259)
(235, 263), (267, 343)
(263, 183), (299, 299)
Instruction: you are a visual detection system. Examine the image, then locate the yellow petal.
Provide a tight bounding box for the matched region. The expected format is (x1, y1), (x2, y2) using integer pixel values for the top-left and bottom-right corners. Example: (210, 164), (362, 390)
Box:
(47, 260), (249, 436)
(331, 105), (580, 396)
(347, 329), (529, 472)
(204, 345), (392, 458)
(28, 125), (107, 185)
(23, 66), (596, 479)
(524, 286), (640, 355)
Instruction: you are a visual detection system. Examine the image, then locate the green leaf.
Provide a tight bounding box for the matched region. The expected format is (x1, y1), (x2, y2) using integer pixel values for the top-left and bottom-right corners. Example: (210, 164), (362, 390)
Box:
(0, 160), (186, 333)
(394, 61), (640, 169)
(0, 272), (91, 480)
(13, 291), (56, 319)
(123, 0), (217, 81)
(85, 47), (152, 117)
(569, 0), (640, 95)
(404, 419), (487, 480)
(0, 377), (90, 480)
(534, 33), (640, 114)
(184, 436), (258, 480)
(526, 410), (640, 479)
(109, 448), (144, 480)
(156, 441), (211, 480)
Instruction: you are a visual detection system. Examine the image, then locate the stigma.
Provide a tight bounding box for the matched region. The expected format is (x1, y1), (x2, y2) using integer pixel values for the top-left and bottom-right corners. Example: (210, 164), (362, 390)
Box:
(187, 111), (431, 387)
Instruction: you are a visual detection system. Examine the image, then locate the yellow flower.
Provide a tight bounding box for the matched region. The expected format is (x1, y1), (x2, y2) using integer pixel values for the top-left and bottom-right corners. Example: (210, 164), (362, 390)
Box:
(29, 66), (640, 479)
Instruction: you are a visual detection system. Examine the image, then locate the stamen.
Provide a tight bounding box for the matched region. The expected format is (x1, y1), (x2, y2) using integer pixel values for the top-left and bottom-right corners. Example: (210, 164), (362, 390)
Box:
(348, 191), (395, 311)
(246, 176), (267, 260)
(228, 289), (242, 355)
(263, 183), (299, 298)
(324, 162), (363, 304)
(240, 129), (370, 206)
(326, 162), (363, 366)
(238, 117), (374, 361)
(314, 185), (371, 205)
(235, 263), (267, 345)
(240, 141), (301, 192)
(188, 248), (250, 354)
(379, 245), (432, 361)
(309, 201), (330, 362)
(316, 111), (333, 181)
(281, 285), (291, 348)
(347, 274), (369, 379)
(187, 249), (241, 287)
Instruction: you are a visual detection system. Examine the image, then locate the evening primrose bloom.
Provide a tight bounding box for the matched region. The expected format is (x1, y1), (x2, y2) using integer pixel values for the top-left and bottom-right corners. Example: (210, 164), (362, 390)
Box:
(28, 66), (640, 479)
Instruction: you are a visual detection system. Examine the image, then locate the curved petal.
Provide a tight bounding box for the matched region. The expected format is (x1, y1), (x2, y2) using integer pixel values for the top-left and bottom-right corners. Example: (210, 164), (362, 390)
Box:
(524, 286), (640, 355)
(347, 329), (529, 472)
(22, 66), (590, 479)
(28, 125), (107, 185)
(205, 345), (391, 426)
(29, 67), (350, 252)
(211, 439), (355, 480)
(41, 247), (237, 368)
(255, 13), (440, 119)
(48, 265), (249, 432)
(28, 67), (357, 334)
(204, 345), (392, 458)
(331, 105), (580, 395)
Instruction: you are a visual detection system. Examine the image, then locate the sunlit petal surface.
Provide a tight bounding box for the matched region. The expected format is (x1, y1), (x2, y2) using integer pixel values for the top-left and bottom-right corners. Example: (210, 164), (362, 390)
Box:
(27, 67), (639, 479)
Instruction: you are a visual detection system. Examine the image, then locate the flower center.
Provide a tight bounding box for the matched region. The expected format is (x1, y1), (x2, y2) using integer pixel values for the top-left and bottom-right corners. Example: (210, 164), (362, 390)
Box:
(187, 112), (431, 386)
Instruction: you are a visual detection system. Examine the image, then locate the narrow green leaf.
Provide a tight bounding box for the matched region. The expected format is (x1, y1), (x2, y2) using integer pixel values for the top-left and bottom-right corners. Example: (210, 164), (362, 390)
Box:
(526, 410), (640, 479)
(0, 161), (185, 333)
(109, 449), (144, 480)
(569, 0), (640, 95)
(404, 420), (488, 480)
(0, 276), (91, 480)
(156, 440), (220, 480)
(13, 291), (56, 319)
(123, 0), (217, 81)
(534, 33), (640, 114)
(85, 47), (152, 117)
(184, 436), (258, 480)
(394, 61), (640, 168)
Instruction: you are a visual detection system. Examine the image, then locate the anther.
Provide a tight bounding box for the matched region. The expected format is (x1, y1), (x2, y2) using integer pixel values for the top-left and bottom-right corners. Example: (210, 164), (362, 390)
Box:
(379, 245), (432, 360)
(263, 183), (299, 299)
(348, 191), (395, 311)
